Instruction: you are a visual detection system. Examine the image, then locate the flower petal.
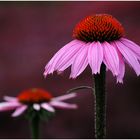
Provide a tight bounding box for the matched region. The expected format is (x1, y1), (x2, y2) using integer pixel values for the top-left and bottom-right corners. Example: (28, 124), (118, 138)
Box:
(111, 42), (125, 83)
(4, 96), (17, 102)
(50, 101), (78, 109)
(0, 102), (21, 111)
(33, 104), (40, 111)
(117, 58), (125, 83)
(41, 103), (55, 112)
(102, 41), (119, 75)
(120, 38), (140, 60)
(44, 40), (84, 76)
(115, 41), (140, 76)
(88, 41), (103, 74)
(52, 92), (77, 101)
(12, 105), (27, 117)
(56, 42), (85, 72)
(70, 43), (89, 78)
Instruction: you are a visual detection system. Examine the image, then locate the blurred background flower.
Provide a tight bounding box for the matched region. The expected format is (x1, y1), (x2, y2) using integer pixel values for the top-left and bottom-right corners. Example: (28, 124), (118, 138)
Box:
(0, 88), (77, 138)
(0, 88), (77, 117)
(0, 1), (140, 138)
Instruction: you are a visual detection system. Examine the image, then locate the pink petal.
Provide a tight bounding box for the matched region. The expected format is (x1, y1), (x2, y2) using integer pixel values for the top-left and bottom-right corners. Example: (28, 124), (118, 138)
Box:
(70, 44), (89, 78)
(102, 41), (119, 75)
(88, 41), (103, 74)
(111, 42), (125, 83)
(52, 92), (77, 101)
(33, 104), (40, 111)
(120, 38), (140, 60)
(4, 96), (17, 102)
(55, 42), (85, 72)
(44, 40), (84, 76)
(41, 103), (55, 112)
(117, 58), (125, 83)
(0, 101), (21, 111)
(44, 40), (77, 75)
(50, 101), (78, 109)
(115, 41), (140, 76)
(12, 105), (27, 117)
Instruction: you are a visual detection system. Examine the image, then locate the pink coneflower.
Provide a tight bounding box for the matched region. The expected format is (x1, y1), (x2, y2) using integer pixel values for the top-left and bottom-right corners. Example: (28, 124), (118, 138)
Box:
(0, 88), (77, 117)
(44, 14), (140, 83)
(44, 14), (140, 138)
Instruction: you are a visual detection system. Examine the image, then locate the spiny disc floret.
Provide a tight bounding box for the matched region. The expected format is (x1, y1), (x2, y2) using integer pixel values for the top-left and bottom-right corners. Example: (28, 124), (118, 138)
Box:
(18, 88), (53, 104)
(73, 14), (125, 42)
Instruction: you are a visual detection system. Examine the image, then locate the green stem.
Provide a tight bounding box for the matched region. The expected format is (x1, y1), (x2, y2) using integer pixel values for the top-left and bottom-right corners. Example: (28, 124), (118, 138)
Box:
(67, 86), (94, 93)
(94, 63), (106, 139)
(30, 114), (40, 139)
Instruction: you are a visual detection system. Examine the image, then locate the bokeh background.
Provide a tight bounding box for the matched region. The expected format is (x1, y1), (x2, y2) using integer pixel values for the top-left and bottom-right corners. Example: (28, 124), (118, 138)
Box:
(0, 1), (140, 138)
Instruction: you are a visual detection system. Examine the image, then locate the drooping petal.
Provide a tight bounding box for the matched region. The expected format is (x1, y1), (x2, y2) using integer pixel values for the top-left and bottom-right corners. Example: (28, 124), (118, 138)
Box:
(12, 105), (27, 117)
(41, 103), (55, 112)
(52, 92), (77, 101)
(88, 41), (103, 74)
(111, 42), (125, 83)
(70, 43), (89, 78)
(44, 40), (78, 75)
(120, 38), (140, 60)
(102, 41), (119, 75)
(4, 96), (18, 102)
(117, 58), (125, 83)
(115, 41), (140, 76)
(44, 40), (85, 76)
(0, 102), (21, 111)
(55, 42), (85, 72)
(33, 104), (40, 111)
(50, 100), (78, 109)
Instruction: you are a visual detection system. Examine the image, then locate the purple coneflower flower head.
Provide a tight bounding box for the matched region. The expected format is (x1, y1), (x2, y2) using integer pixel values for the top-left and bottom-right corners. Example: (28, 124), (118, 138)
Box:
(0, 88), (77, 117)
(44, 14), (140, 83)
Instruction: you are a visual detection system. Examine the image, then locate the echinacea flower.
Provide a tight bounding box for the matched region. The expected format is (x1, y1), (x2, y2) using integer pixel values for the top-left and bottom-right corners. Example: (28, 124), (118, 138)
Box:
(44, 14), (140, 83)
(0, 88), (77, 117)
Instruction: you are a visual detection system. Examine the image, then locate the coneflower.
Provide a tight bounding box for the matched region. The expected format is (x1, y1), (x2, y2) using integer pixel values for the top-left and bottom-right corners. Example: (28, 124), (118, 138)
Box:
(0, 88), (77, 138)
(44, 14), (140, 138)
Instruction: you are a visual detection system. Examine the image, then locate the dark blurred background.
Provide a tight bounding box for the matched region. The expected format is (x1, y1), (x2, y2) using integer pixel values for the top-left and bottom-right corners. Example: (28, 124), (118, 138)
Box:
(0, 1), (140, 139)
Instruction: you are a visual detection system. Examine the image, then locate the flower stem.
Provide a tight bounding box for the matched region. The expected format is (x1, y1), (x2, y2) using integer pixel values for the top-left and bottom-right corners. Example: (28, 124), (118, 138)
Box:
(67, 86), (94, 93)
(94, 63), (106, 139)
(30, 114), (40, 139)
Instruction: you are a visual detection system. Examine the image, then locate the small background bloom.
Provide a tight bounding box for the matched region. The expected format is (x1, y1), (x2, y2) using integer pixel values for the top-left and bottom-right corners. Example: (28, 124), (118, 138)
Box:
(0, 88), (78, 117)
(0, 1), (140, 139)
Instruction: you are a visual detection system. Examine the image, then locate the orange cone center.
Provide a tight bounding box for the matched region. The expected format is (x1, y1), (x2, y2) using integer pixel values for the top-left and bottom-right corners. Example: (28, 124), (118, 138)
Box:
(18, 88), (53, 104)
(73, 14), (125, 42)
